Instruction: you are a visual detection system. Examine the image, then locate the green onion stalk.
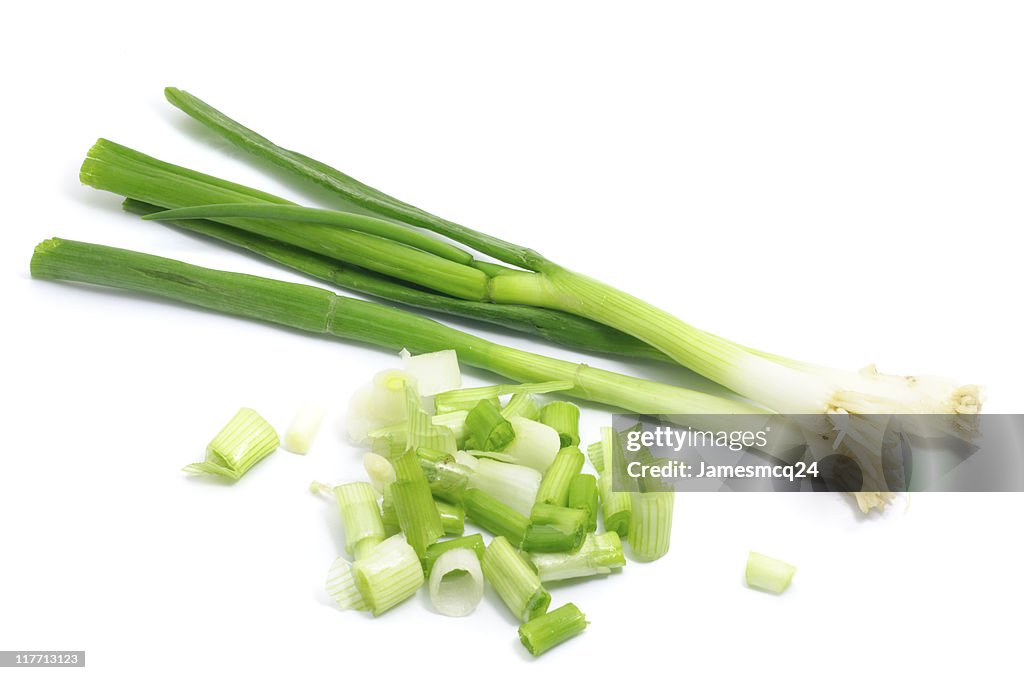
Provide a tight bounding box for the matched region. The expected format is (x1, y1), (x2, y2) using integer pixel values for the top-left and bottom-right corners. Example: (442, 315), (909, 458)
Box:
(148, 87), (982, 417)
(29, 238), (765, 418)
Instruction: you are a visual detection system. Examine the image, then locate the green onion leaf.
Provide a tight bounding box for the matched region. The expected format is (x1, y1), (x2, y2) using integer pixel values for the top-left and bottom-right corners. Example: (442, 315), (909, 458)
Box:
(434, 381), (573, 415)
(481, 536), (550, 623)
(464, 399), (515, 452)
(530, 531), (625, 583)
(184, 407), (278, 481)
(423, 534), (486, 576)
(352, 535), (425, 615)
(536, 447), (585, 506)
(436, 499), (465, 536)
(522, 503), (588, 553)
(518, 603), (588, 656)
(500, 392), (540, 421)
(567, 474), (599, 533)
(325, 556), (369, 611)
(464, 489), (530, 547)
(539, 401), (580, 448)
(627, 492), (674, 562)
(597, 427), (631, 536)
(333, 481), (387, 560)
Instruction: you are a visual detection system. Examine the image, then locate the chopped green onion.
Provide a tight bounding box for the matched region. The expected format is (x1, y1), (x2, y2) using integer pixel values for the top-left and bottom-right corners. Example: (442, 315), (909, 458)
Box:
(418, 455), (471, 504)
(345, 369), (412, 445)
(428, 547), (484, 617)
(436, 499), (465, 536)
(282, 401), (326, 454)
(454, 451), (480, 472)
(530, 531), (625, 583)
(435, 381), (573, 415)
(500, 392), (540, 421)
(423, 534), (486, 575)
(363, 452), (396, 494)
(586, 440), (604, 474)
(464, 489), (530, 547)
(366, 422), (408, 458)
(539, 402), (580, 448)
(627, 492), (674, 562)
(522, 503), (588, 553)
(481, 536), (550, 623)
(745, 552), (797, 594)
(390, 477), (444, 558)
(467, 458), (541, 516)
(184, 407), (279, 480)
(352, 535), (424, 615)
(431, 410), (469, 445)
(333, 482), (387, 560)
(399, 348), (462, 396)
(597, 427), (631, 536)
(499, 416), (561, 473)
(464, 399), (515, 452)
(325, 555), (369, 611)
(567, 474), (599, 533)
(380, 485), (400, 536)
(518, 603), (588, 656)
(536, 447), (585, 506)
(405, 385), (457, 454)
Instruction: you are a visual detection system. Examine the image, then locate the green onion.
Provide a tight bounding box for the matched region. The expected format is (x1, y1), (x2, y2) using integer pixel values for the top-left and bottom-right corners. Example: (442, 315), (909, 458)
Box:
(30, 239), (765, 417)
(382, 488), (461, 537)
(536, 447), (585, 506)
(530, 531), (625, 583)
(184, 407), (278, 480)
(539, 402), (580, 448)
(423, 534), (486, 576)
(400, 348), (462, 396)
(282, 402), (326, 454)
(163, 88), (983, 417)
(499, 416), (561, 473)
(586, 441), (604, 474)
(363, 452), (396, 493)
(122, 198), (670, 364)
(435, 499), (465, 536)
(404, 386), (456, 454)
(325, 556), (369, 611)
(627, 492), (674, 562)
(346, 369), (412, 445)
(567, 474), (599, 533)
(352, 535), (424, 615)
(517, 603), (588, 656)
(481, 536), (550, 623)
(389, 477), (444, 558)
(427, 547), (484, 617)
(417, 453), (471, 504)
(464, 489), (530, 547)
(333, 482), (386, 560)
(500, 392), (540, 421)
(464, 399), (515, 452)
(430, 410), (469, 445)
(597, 428), (631, 536)
(144, 203), (474, 265)
(522, 503), (588, 553)
(467, 458), (541, 516)
(745, 551), (797, 594)
(435, 381), (573, 415)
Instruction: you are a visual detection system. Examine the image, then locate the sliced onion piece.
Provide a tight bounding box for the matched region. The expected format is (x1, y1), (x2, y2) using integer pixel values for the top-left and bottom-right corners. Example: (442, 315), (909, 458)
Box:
(428, 547), (484, 617)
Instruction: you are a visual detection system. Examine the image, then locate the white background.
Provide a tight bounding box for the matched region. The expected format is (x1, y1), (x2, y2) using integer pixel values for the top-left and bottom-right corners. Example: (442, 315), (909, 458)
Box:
(3, 1), (1022, 677)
